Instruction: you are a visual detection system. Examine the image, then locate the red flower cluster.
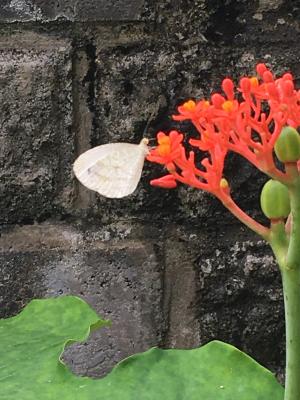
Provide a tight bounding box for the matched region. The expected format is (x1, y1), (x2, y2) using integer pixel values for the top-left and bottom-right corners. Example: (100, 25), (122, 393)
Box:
(147, 63), (300, 199)
(147, 130), (227, 195)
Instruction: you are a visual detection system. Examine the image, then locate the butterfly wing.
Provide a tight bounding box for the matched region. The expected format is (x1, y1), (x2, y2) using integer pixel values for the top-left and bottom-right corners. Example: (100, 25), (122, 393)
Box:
(73, 142), (148, 198)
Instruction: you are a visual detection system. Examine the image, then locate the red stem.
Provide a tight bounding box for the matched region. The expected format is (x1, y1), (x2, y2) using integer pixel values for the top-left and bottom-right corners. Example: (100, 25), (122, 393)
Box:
(217, 191), (270, 240)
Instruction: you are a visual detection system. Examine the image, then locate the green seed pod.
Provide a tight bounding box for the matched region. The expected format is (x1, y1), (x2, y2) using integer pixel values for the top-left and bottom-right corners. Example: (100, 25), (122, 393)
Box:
(274, 126), (300, 163)
(260, 179), (290, 219)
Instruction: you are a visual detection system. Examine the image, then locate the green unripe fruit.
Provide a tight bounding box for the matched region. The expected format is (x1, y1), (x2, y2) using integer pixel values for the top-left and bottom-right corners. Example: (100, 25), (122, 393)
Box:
(260, 179), (290, 219)
(274, 126), (300, 162)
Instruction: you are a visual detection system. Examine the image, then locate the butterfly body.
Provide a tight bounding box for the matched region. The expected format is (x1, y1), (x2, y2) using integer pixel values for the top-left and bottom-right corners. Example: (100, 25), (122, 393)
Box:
(73, 139), (149, 198)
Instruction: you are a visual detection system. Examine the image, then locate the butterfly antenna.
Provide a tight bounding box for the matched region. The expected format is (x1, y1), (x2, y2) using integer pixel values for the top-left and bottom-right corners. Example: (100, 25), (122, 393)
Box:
(143, 105), (160, 136)
(142, 95), (167, 144)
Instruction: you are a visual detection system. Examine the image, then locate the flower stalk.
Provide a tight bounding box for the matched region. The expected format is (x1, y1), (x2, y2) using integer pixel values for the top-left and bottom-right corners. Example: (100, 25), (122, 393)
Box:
(218, 191), (270, 240)
(286, 176), (300, 269)
(281, 267), (300, 400)
(278, 175), (300, 400)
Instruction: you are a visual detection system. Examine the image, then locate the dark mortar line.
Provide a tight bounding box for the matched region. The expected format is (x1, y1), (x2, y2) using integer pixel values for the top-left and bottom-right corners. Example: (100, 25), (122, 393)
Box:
(82, 41), (99, 148)
(0, 21), (297, 50)
(83, 42), (96, 110)
(0, 20), (147, 28)
(71, 44), (83, 210)
(156, 225), (173, 348)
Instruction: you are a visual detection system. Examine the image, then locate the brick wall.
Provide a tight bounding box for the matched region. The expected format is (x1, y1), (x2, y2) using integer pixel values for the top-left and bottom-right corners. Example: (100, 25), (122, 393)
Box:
(1, 0), (298, 378)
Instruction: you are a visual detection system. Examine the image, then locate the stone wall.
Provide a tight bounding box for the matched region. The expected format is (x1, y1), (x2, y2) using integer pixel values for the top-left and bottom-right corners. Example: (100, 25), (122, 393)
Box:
(1, 0), (298, 379)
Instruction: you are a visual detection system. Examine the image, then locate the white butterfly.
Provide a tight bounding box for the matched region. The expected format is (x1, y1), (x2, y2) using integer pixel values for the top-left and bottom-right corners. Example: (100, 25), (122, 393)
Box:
(73, 139), (149, 198)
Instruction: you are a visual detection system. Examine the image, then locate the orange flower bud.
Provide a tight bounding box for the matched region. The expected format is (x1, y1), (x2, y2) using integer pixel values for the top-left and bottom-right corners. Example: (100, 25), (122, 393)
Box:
(222, 100), (234, 112)
(201, 100), (210, 109)
(158, 135), (171, 145)
(182, 100), (196, 111)
(220, 178), (230, 194)
(158, 143), (171, 156)
(249, 77), (259, 87)
(220, 178), (229, 189)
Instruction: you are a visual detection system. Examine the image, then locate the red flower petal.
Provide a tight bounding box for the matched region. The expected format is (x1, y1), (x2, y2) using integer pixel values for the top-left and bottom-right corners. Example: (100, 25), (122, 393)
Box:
(150, 175), (177, 189)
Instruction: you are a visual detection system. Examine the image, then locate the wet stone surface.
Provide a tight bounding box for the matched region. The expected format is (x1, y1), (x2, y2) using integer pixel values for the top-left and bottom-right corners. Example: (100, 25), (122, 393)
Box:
(0, 33), (73, 225)
(0, 0), (145, 22)
(0, 221), (284, 378)
(0, 222), (164, 377)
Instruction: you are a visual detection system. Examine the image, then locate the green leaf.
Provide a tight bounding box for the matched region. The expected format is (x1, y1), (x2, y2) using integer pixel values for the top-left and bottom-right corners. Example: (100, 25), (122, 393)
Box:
(0, 296), (284, 400)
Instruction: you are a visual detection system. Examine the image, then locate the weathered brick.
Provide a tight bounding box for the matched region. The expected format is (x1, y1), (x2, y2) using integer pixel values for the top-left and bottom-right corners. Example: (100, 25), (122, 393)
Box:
(0, 32), (73, 224)
(0, 220), (285, 377)
(0, 0), (145, 22)
(0, 222), (164, 377)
